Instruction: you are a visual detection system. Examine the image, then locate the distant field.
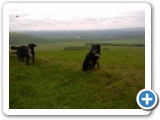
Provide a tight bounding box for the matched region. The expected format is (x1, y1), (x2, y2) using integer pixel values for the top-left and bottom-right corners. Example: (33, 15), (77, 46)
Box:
(30, 39), (144, 51)
(9, 40), (145, 109)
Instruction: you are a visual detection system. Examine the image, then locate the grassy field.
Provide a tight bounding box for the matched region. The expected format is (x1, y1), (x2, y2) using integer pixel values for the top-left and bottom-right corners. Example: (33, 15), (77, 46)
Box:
(9, 40), (145, 109)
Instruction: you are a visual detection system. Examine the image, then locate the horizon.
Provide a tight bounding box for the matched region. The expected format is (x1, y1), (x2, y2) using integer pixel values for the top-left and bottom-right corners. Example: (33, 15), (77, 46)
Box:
(9, 27), (145, 33)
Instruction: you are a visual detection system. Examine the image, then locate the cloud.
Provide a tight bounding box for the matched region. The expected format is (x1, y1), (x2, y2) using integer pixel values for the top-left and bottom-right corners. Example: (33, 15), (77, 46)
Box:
(9, 7), (145, 31)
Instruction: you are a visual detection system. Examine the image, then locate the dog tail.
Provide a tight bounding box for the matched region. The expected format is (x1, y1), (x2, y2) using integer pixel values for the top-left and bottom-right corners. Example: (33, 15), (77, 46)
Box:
(10, 46), (18, 50)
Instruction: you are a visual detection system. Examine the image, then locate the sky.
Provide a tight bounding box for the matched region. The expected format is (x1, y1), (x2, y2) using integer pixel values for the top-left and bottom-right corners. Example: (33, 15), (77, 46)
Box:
(9, 3), (145, 31)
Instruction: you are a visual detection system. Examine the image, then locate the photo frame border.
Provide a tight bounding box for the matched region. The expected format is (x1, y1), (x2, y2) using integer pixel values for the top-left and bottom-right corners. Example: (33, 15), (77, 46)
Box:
(3, 2), (151, 115)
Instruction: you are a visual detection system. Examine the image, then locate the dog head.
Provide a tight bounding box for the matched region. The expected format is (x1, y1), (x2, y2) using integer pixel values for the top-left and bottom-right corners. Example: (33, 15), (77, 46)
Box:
(91, 44), (101, 55)
(28, 44), (37, 49)
(10, 46), (18, 50)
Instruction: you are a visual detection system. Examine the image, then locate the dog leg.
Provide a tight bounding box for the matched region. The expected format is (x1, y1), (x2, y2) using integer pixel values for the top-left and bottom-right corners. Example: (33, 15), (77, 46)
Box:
(89, 61), (94, 70)
(32, 55), (35, 63)
(18, 56), (21, 62)
(97, 61), (100, 69)
(22, 57), (25, 62)
(26, 55), (29, 65)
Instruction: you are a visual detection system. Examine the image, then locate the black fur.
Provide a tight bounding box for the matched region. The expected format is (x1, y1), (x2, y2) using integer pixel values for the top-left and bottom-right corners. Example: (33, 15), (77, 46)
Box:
(82, 44), (101, 71)
(10, 44), (37, 65)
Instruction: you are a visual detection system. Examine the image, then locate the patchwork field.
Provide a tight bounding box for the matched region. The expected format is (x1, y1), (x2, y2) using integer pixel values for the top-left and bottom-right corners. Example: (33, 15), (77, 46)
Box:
(9, 40), (145, 109)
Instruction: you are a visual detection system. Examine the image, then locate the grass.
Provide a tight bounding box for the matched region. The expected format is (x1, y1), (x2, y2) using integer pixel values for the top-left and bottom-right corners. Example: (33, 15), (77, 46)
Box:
(9, 41), (145, 109)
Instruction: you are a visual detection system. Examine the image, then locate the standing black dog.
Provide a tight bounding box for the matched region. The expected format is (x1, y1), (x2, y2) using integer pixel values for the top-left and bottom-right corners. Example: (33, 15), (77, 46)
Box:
(10, 44), (37, 65)
(82, 44), (101, 71)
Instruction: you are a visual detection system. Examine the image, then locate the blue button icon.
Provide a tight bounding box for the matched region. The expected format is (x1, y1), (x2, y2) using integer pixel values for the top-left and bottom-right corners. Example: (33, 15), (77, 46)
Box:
(137, 89), (158, 110)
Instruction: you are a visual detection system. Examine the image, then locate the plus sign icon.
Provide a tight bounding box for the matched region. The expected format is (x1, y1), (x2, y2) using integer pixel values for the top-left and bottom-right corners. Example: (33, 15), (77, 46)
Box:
(137, 89), (158, 110)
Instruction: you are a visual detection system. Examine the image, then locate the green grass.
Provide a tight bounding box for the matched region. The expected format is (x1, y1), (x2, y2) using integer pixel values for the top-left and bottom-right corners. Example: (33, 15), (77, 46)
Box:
(9, 41), (145, 109)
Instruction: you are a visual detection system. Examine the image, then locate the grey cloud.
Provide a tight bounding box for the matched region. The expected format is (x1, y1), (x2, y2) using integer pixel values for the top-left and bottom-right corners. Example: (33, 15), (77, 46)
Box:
(9, 10), (145, 31)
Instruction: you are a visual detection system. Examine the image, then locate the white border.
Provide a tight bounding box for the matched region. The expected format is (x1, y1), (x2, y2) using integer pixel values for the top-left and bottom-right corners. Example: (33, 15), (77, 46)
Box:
(3, 3), (151, 115)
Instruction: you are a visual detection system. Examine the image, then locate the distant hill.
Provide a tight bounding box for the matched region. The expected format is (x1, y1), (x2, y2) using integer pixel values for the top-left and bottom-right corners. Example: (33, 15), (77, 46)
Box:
(10, 28), (145, 45)
(21, 27), (145, 40)
(9, 32), (41, 45)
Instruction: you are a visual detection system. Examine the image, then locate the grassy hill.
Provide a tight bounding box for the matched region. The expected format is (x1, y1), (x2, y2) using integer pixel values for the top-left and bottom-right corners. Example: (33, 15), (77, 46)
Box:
(9, 28), (145, 109)
(10, 28), (145, 45)
(9, 44), (144, 109)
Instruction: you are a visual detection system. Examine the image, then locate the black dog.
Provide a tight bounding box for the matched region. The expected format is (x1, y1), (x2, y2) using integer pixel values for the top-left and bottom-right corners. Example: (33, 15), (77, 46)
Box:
(10, 44), (37, 65)
(82, 44), (101, 71)
(90, 44), (101, 69)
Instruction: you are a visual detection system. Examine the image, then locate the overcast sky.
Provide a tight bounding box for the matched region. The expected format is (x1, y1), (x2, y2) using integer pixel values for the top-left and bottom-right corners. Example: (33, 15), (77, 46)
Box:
(9, 3), (145, 31)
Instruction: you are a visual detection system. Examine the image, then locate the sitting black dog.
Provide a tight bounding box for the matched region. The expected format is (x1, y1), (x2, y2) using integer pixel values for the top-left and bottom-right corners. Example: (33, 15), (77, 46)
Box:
(10, 44), (37, 65)
(82, 44), (101, 71)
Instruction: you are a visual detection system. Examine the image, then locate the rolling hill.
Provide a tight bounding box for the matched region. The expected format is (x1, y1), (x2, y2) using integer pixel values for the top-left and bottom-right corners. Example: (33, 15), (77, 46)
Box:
(9, 27), (145, 45)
